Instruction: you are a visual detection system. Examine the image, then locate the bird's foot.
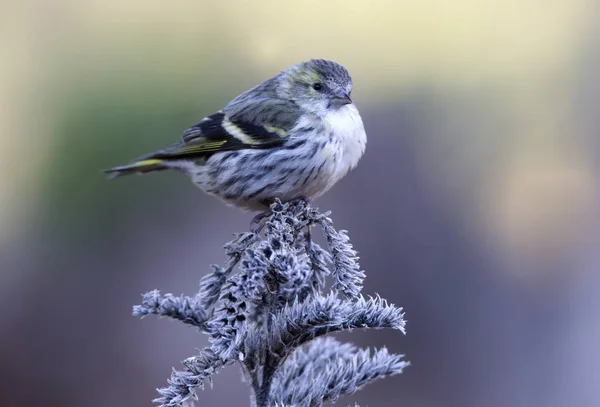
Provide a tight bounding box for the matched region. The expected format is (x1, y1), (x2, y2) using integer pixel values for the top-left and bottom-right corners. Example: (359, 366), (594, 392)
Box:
(290, 196), (311, 206)
(288, 196), (311, 215)
(250, 196), (311, 233)
(250, 210), (271, 234)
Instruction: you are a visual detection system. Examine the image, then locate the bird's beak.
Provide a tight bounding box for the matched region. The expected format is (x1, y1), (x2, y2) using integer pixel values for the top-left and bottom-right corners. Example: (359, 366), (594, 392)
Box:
(331, 90), (353, 107)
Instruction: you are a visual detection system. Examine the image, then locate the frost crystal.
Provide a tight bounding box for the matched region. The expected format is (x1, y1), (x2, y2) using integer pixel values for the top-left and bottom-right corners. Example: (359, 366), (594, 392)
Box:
(133, 200), (409, 407)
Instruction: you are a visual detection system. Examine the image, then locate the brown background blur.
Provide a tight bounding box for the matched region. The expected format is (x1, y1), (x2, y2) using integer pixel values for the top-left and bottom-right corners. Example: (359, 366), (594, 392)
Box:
(2, 1), (599, 406)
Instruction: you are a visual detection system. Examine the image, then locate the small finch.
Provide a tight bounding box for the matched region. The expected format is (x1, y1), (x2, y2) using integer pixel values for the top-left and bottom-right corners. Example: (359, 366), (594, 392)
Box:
(104, 59), (367, 211)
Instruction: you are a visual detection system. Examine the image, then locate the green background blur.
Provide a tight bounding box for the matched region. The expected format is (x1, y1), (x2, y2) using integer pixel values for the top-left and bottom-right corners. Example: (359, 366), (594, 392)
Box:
(2, 1), (599, 406)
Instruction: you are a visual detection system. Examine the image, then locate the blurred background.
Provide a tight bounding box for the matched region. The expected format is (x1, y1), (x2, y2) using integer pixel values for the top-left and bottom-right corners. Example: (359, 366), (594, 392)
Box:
(2, 1), (599, 406)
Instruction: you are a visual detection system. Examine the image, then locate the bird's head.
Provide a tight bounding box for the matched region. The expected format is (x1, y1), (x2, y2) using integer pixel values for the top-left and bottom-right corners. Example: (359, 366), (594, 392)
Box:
(278, 59), (354, 116)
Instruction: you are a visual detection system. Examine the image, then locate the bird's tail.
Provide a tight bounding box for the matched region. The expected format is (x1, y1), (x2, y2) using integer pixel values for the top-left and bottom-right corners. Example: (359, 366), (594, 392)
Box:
(103, 158), (168, 178)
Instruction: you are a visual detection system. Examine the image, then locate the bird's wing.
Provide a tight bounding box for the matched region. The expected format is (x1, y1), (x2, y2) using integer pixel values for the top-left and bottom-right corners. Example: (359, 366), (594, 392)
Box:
(103, 97), (303, 177)
(144, 98), (301, 160)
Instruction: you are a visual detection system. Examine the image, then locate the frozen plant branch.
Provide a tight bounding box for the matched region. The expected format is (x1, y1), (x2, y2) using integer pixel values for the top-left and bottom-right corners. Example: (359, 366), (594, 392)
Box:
(133, 290), (208, 329)
(133, 199), (409, 407)
(271, 337), (409, 407)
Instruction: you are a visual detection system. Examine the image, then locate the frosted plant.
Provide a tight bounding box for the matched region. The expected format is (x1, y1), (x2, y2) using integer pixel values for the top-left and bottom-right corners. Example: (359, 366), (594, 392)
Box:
(133, 200), (409, 407)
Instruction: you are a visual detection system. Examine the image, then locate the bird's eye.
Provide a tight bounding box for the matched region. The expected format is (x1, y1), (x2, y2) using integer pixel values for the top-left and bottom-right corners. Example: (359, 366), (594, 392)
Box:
(312, 83), (323, 91)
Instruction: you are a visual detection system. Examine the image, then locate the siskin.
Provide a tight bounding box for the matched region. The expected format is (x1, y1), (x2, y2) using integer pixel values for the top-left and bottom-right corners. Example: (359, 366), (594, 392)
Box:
(104, 59), (367, 212)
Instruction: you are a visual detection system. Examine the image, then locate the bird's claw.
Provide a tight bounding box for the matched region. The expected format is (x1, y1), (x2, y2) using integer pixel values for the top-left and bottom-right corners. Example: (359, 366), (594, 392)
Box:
(250, 211), (271, 234)
(250, 196), (311, 233)
(288, 196), (311, 214)
(291, 196), (311, 206)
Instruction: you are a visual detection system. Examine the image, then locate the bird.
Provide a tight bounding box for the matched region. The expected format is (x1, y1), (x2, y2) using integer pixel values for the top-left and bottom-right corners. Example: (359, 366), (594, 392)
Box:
(104, 59), (367, 212)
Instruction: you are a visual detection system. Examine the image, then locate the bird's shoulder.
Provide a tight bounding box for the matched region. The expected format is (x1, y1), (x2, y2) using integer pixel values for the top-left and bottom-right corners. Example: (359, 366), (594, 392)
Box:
(180, 94), (303, 147)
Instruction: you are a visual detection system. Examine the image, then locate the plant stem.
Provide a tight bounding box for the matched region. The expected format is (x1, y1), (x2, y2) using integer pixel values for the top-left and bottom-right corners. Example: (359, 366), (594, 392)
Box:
(255, 363), (275, 407)
(242, 361), (260, 407)
(255, 273), (281, 407)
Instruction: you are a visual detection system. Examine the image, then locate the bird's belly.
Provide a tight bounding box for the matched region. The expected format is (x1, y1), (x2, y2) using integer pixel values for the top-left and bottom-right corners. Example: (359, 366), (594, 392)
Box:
(245, 145), (339, 202)
(189, 148), (334, 211)
(296, 145), (344, 199)
(279, 137), (362, 202)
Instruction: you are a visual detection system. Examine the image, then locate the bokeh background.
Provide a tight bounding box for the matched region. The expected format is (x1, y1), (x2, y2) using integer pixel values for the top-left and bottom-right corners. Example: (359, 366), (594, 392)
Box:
(2, 1), (599, 406)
